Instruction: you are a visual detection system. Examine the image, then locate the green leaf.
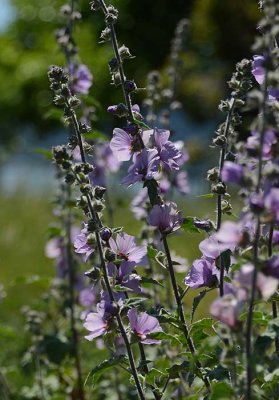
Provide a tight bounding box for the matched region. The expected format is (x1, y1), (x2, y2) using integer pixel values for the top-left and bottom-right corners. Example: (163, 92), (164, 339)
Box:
(143, 179), (159, 206)
(254, 335), (273, 355)
(41, 334), (70, 365)
(145, 368), (167, 386)
(112, 227), (123, 233)
(189, 318), (213, 344)
(207, 365), (229, 381)
(34, 147), (53, 160)
(88, 355), (128, 386)
(182, 217), (201, 233)
(147, 245), (158, 260)
(83, 130), (108, 141)
(141, 276), (163, 288)
(148, 331), (182, 344)
(197, 193), (214, 199)
(123, 297), (146, 309)
(209, 381), (234, 399)
(166, 361), (190, 378)
(191, 291), (207, 322)
(134, 118), (150, 129)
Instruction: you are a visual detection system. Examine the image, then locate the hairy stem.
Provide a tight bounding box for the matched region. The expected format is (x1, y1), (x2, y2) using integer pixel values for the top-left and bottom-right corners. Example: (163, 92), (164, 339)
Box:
(216, 99), (235, 297)
(162, 235), (210, 391)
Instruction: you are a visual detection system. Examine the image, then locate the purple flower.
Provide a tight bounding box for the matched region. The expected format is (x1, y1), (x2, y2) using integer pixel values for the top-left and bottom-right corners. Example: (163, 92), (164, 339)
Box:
(148, 202), (183, 234)
(89, 143), (120, 186)
(210, 294), (243, 330)
(70, 64), (93, 95)
(174, 171), (189, 195)
(265, 188), (279, 222)
(130, 188), (149, 220)
(74, 224), (94, 261)
(84, 301), (115, 341)
(268, 88), (279, 101)
(109, 233), (147, 264)
(246, 130), (277, 160)
(79, 287), (96, 308)
(110, 128), (134, 161)
(184, 258), (218, 289)
(122, 149), (160, 187)
(107, 261), (141, 294)
(252, 55), (265, 85)
(221, 161), (243, 184)
(128, 308), (162, 344)
(272, 230), (279, 244)
(153, 128), (182, 171)
(214, 221), (242, 250)
(234, 264), (278, 300)
(267, 256), (279, 279)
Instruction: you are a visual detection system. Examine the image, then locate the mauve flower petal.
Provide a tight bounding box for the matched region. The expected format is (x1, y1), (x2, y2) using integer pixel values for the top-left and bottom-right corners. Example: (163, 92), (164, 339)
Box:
(110, 128), (133, 161)
(127, 308), (137, 331)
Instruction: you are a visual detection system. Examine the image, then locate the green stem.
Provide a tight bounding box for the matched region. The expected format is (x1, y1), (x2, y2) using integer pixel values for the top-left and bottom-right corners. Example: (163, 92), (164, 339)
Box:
(162, 236), (210, 391)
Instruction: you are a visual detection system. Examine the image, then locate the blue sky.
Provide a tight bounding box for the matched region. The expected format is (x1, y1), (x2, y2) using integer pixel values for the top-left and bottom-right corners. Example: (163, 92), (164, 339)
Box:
(0, 0), (15, 32)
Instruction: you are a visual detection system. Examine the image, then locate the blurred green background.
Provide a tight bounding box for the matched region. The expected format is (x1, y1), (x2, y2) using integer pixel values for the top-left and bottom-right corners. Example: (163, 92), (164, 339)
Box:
(0, 0), (259, 396)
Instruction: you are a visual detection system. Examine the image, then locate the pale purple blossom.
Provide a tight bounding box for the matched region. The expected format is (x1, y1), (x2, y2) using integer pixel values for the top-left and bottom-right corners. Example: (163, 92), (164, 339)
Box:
(252, 55), (265, 85)
(174, 171), (189, 195)
(265, 188), (279, 222)
(84, 301), (115, 341)
(79, 287), (96, 308)
(184, 258), (218, 289)
(210, 294), (243, 330)
(148, 202), (183, 234)
(70, 64), (93, 95)
(267, 256), (279, 279)
(221, 161), (243, 184)
(109, 233), (147, 264)
(122, 149), (160, 186)
(107, 261), (141, 293)
(153, 128), (182, 171)
(74, 224), (94, 261)
(234, 264), (278, 300)
(246, 130), (277, 160)
(128, 308), (162, 344)
(110, 128), (134, 161)
(131, 188), (149, 220)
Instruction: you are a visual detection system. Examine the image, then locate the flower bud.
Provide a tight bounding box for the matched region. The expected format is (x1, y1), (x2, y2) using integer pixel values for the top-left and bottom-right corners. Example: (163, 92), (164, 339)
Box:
(108, 58), (119, 73)
(79, 122), (91, 134)
(76, 196), (88, 209)
(80, 184), (91, 194)
(105, 249), (116, 262)
(100, 227), (112, 241)
(221, 200), (232, 214)
(218, 100), (230, 112)
(94, 186), (107, 199)
(213, 135), (227, 147)
(107, 103), (128, 117)
(100, 27), (111, 42)
(65, 173), (76, 185)
(69, 95), (81, 108)
(87, 218), (99, 233)
(53, 95), (65, 105)
(84, 266), (101, 280)
(124, 80), (137, 93)
(93, 201), (104, 212)
(211, 182), (227, 195)
(119, 45), (134, 60)
(207, 167), (219, 182)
